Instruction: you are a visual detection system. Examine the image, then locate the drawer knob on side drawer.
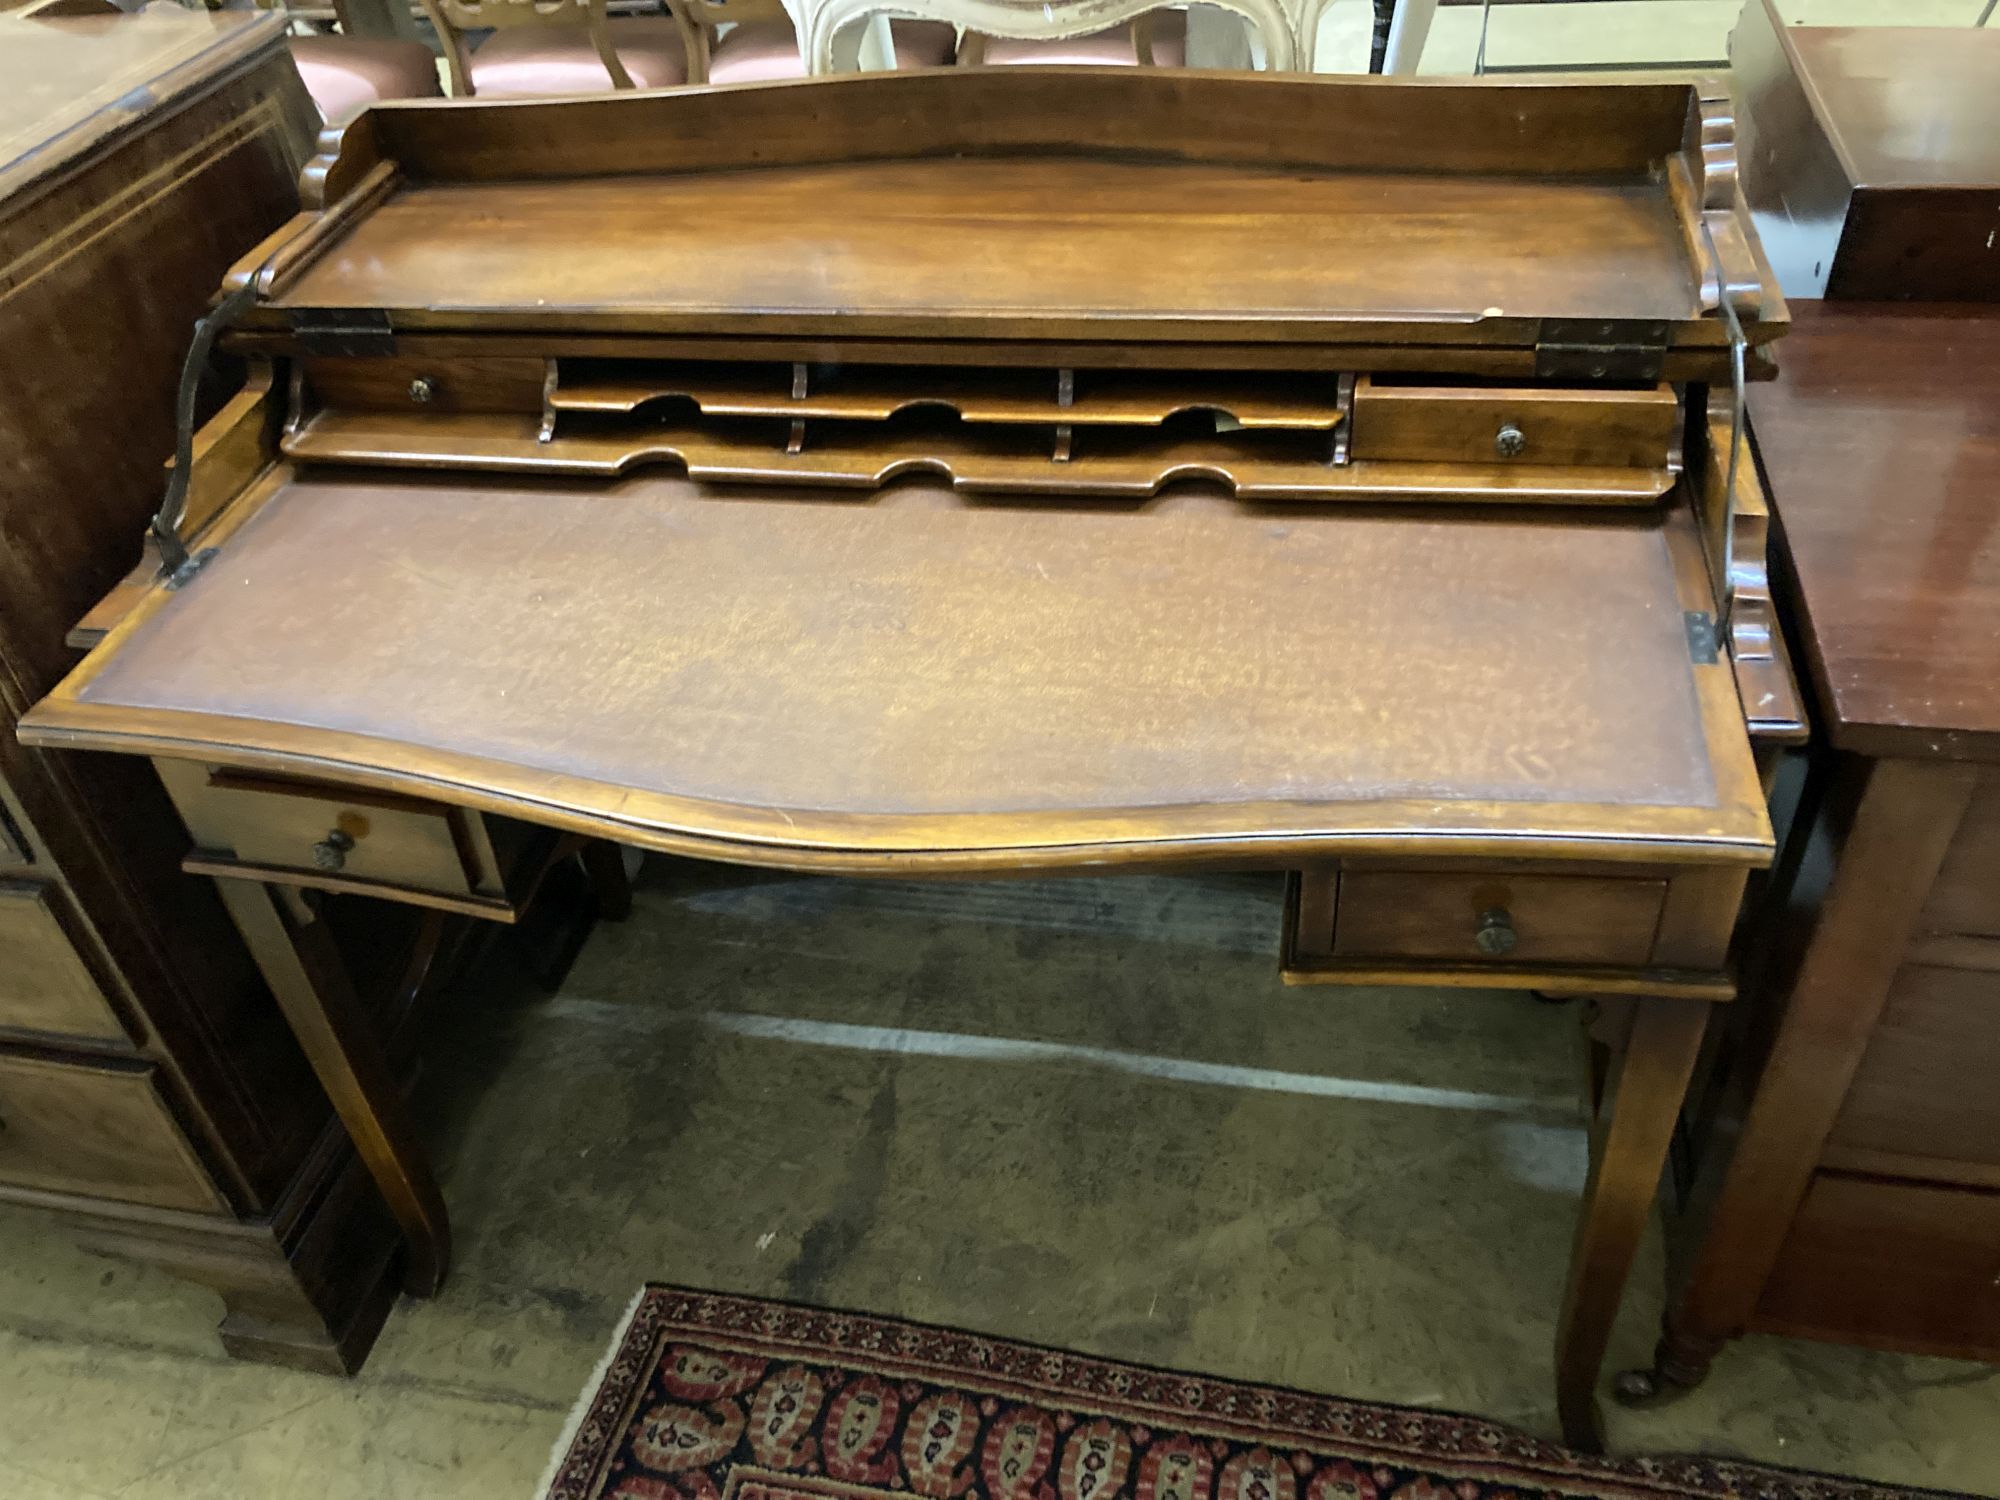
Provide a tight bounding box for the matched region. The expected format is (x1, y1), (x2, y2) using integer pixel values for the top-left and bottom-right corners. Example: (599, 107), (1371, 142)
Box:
(1494, 423), (1527, 459)
(311, 829), (356, 872)
(1475, 907), (1518, 955)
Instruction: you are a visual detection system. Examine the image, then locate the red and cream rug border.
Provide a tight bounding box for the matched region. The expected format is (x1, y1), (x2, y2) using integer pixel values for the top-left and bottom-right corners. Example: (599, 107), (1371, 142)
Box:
(537, 1284), (1966, 1500)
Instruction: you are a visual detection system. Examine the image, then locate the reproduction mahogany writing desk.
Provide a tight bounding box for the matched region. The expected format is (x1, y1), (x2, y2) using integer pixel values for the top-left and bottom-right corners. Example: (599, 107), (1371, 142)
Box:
(20, 70), (1793, 1449)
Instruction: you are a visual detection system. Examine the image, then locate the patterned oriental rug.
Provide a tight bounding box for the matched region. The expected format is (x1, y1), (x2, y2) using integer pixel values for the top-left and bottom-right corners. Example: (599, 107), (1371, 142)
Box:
(539, 1287), (1969, 1500)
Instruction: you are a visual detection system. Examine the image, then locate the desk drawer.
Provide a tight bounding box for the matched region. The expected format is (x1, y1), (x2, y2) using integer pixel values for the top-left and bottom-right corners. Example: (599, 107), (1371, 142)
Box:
(168, 766), (491, 906)
(1331, 870), (1667, 967)
(0, 1051), (224, 1213)
(0, 882), (129, 1043)
(1350, 376), (1681, 469)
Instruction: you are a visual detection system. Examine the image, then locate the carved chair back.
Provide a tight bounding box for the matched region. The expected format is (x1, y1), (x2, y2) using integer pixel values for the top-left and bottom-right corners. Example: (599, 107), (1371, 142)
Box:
(417, 0), (637, 93)
(663, 0), (790, 83)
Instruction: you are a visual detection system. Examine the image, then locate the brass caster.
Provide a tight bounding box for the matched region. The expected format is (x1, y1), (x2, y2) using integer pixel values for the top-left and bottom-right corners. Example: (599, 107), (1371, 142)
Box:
(1612, 1366), (1695, 1409)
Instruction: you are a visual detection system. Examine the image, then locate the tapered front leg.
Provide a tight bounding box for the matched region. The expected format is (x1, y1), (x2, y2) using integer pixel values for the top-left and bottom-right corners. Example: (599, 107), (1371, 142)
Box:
(1554, 994), (1711, 1452)
(214, 878), (452, 1297)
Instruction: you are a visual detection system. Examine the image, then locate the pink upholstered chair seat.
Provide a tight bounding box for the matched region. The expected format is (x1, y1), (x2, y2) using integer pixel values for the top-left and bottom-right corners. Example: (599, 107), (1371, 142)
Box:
(468, 17), (689, 95)
(980, 13), (1185, 65)
(289, 35), (441, 122)
(706, 16), (954, 82)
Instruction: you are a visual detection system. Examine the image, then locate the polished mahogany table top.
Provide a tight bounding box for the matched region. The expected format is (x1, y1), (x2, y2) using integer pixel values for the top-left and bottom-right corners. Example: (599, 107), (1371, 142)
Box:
(1749, 302), (2000, 763)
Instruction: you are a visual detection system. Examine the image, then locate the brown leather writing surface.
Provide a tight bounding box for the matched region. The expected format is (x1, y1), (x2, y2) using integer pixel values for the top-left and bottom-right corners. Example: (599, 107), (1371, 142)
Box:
(51, 471), (1764, 866)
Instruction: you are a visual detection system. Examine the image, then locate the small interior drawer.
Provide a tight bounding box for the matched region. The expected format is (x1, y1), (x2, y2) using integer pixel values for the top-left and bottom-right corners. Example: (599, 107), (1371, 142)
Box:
(1331, 869), (1667, 967)
(1349, 376), (1681, 469)
(165, 764), (500, 910)
(1755, 1172), (2000, 1357)
(0, 1051), (224, 1213)
(0, 881), (129, 1043)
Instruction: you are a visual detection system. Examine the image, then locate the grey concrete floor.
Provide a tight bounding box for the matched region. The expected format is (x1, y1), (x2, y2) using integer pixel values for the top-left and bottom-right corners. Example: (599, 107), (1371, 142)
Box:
(1, 862), (1995, 1497)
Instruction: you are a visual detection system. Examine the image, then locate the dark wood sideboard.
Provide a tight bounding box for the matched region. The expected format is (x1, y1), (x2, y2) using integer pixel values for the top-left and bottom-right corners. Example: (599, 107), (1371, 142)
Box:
(1623, 302), (2000, 1398)
(0, 8), (432, 1371)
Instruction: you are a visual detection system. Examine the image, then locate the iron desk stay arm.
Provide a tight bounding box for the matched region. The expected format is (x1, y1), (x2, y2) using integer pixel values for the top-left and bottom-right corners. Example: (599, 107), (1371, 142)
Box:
(25, 71), (1793, 1454)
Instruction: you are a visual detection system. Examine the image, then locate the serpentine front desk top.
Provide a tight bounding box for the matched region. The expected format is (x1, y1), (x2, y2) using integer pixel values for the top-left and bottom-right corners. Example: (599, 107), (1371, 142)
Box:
(22, 69), (1793, 1450)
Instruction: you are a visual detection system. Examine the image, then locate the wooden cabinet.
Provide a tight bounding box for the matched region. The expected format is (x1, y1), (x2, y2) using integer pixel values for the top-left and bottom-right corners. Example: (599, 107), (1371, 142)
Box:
(0, 8), (420, 1373)
(1627, 306), (2000, 1401)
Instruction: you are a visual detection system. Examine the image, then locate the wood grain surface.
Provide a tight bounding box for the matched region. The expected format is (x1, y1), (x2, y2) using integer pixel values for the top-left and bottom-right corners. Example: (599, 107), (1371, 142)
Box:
(272, 160), (1702, 339)
(28, 469), (1769, 869)
(1748, 304), (2000, 761)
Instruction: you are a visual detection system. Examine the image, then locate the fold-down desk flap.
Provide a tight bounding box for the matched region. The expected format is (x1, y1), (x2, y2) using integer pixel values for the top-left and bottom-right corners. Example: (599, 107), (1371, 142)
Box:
(24, 470), (1771, 872)
(231, 70), (1783, 358)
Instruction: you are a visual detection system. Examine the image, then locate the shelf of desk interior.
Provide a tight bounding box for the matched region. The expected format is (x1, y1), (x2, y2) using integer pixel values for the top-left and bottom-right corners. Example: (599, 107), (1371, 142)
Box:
(24, 467), (1770, 875)
(282, 411), (1674, 504)
(548, 364), (1348, 430)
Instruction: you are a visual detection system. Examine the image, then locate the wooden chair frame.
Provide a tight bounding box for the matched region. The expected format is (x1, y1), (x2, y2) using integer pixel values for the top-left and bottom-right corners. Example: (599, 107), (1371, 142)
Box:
(802, 0), (1294, 72)
(662, 0), (793, 85)
(415, 0), (636, 95)
(954, 6), (1173, 64)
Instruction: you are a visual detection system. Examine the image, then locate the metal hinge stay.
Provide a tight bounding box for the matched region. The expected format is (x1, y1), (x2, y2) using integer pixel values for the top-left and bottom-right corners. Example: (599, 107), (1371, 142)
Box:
(1534, 319), (1670, 382)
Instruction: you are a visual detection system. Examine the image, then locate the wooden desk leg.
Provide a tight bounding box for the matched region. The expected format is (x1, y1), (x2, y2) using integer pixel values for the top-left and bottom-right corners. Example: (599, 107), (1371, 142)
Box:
(213, 878), (452, 1298)
(1554, 994), (1710, 1452)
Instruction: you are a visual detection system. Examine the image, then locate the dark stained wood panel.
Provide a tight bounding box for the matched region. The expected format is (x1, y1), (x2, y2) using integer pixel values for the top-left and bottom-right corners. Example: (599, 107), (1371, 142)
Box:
(1755, 1173), (2000, 1358)
(1748, 303), (2000, 760)
(1781, 25), (2000, 190)
(0, 10), (283, 199)
(273, 159), (1702, 338)
(1828, 963), (2000, 1174)
(49, 471), (1766, 867)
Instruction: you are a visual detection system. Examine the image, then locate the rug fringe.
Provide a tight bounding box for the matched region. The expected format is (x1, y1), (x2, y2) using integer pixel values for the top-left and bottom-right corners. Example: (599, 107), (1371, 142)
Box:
(532, 1283), (651, 1500)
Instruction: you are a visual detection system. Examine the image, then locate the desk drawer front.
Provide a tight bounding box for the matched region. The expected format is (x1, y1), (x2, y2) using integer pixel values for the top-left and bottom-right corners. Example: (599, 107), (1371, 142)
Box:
(0, 882), (129, 1043)
(0, 1051), (224, 1213)
(1350, 377), (1681, 470)
(1332, 870), (1667, 967)
(177, 770), (479, 901)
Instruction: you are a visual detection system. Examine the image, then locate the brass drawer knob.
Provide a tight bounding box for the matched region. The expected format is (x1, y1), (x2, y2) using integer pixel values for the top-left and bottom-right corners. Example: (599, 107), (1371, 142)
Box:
(311, 829), (356, 872)
(1474, 907), (1517, 956)
(408, 376), (437, 404)
(1494, 423), (1527, 459)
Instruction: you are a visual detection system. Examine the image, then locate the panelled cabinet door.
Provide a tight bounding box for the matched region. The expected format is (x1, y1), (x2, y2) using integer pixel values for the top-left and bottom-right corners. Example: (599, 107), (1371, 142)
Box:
(0, 882), (132, 1043)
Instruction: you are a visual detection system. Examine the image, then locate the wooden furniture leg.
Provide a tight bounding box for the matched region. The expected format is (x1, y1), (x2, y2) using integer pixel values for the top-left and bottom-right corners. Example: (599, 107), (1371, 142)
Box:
(1554, 994), (1711, 1452)
(1383, 0), (1439, 72)
(1615, 757), (1980, 1405)
(213, 878), (452, 1297)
